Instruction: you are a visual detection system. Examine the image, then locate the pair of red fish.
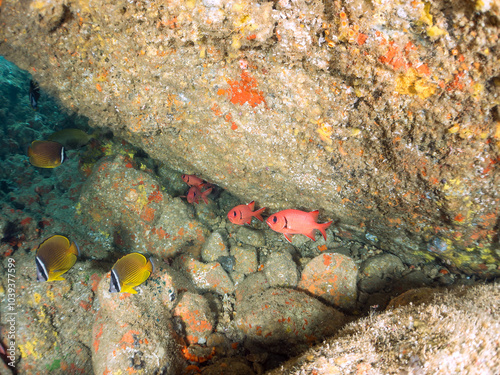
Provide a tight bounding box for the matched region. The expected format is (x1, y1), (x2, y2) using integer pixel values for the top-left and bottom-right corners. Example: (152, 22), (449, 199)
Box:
(228, 201), (332, 243)
(181, 174), (212, 204)
(183, 174), (332, 242)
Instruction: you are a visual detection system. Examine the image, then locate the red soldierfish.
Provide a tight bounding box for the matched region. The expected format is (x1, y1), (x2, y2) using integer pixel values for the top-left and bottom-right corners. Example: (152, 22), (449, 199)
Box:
(227, 201), (266, 225)
(266, 209), (332, 243)
(186, 186), (212, 204)
(181, 174), (205, 187)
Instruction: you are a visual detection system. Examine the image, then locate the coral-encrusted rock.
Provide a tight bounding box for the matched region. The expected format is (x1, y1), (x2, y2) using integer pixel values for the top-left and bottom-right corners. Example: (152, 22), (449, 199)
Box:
(235, 271), (270, 303)
(92, 310), (183, 375)
(174, 256), (235, 295)
(358, 253), (406, 293)
(298, 253), (358, 310)
(96, 261), (196, 317)
(201, 230), (230, 263)
(173, 292), (215, 345)
(1, 0), (499, 278)
(235, 288), (345, 355)
(264, 251), (299, 288)
(0, 254), (98, 373)
(92, 268), (186, 374)
(77, 155), (209, 259)
(231, 244), (258, 276)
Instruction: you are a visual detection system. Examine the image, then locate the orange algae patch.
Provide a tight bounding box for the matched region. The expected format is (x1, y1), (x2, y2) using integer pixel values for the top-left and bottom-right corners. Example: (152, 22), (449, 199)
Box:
(317, 244), (328, 252)
(148, 190), (163, 203)
(90, 273), (101, 292)
(182, 345), (216, 363)
(220, 71), (267, 108)
(93, 324), (103, 353)
(357, 33), (368, 45)
(121, 330), (140, 344)
(79, 300), (92, 311)
(323, 254), (332, 266)
(416, 63), (431, 75)
(140, 206), (156, 222)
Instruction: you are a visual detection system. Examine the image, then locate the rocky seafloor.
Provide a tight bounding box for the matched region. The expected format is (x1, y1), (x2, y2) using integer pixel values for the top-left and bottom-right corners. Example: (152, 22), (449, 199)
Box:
(1, 57), (499, 375)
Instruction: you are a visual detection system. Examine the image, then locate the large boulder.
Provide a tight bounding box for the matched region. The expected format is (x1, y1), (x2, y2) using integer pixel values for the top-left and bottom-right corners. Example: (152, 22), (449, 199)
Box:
(77, 155), (209, 259)
(0, 0), (498, 277)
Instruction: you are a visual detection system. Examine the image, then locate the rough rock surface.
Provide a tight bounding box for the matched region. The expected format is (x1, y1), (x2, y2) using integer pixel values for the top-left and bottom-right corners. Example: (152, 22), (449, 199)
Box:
(77, 155), (209, 259)
(266, 282), (500, 375)
(358, 253), (405, 293)
(264, 251), (299, 288)
(92, 268), (185, 375)
(298, 253), (358, 310)
(236, 288), (346, 356)
(1, 0), (498, 277)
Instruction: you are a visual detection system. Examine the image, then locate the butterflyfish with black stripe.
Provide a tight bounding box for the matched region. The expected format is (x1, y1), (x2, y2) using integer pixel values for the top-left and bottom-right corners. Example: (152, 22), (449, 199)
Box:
(28, 140), (65, 168)
(109, 253), (155, 294)
(35, 235), (80, 282)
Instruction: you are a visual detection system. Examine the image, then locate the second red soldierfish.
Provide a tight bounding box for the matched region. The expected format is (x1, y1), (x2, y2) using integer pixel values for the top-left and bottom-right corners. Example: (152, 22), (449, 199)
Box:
(266, 209), (332, 243)
(181, 174), (205, 187)
(227, 201), (266, 225)
(187, 186), (212, 204)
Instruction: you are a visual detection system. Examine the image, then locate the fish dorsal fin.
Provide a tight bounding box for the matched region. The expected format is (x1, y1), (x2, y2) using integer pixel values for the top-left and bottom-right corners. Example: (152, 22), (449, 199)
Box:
(310, 210), (319, 221)
(248, 201), (255, 210)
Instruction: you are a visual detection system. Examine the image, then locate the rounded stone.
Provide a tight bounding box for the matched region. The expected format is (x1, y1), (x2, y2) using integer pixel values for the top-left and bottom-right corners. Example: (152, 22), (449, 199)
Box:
(264, 251), (299, 288)
(298, 253), (358, 310)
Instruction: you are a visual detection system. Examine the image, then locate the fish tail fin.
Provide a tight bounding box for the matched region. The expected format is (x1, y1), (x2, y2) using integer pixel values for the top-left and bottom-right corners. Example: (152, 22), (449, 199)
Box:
(202, 188), (212, 204)
(49, 271), (67, 281)
(317, 220), (333, 241)
(121, 285), (138, 294)
(253, 207), (266, 222)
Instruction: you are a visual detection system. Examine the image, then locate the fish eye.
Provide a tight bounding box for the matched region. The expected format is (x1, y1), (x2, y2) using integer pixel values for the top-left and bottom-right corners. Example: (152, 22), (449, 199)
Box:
(272, 216), (277, 223)
(232, 211), (237, 216)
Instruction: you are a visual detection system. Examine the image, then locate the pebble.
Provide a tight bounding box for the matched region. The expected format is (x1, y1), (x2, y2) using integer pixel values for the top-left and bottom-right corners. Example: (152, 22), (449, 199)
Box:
(201, 230), (229, 262)
(298, 253), (358, 310)
(235, 226), (266, 247)
(264, 251), (299, 288)
(231, 244), (258, 275)
(218, 255), (236, 273)
(175, 256), (235, 295)
(358, 253), (406, 293)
